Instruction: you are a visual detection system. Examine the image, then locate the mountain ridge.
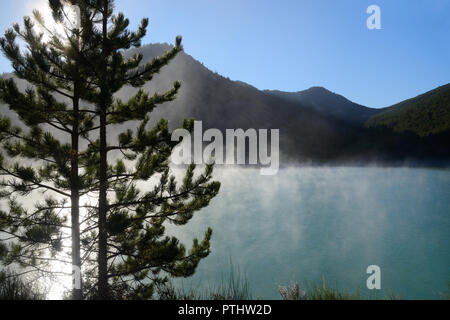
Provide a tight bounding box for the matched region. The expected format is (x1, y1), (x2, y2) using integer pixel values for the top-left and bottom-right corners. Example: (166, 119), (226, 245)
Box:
(1, 43), (449, 165)
(365, 83), (450, 136)
(264, 86), (382, 125)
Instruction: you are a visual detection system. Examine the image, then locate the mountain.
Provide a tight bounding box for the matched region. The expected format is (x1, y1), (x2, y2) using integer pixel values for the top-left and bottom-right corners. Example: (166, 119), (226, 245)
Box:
(1, 43), (449, 165)
(265, 87), (382, 125)
(121, 44), (361, 163)
(365, 84), (450, 136)
(124, 44), (449, 164)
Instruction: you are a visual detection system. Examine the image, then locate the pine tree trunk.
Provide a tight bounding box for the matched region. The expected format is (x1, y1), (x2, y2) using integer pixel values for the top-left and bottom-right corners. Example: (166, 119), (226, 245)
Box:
(97, 109), (108, 299)
(97, 1), (109, 299)
(71, 89), (82, 300)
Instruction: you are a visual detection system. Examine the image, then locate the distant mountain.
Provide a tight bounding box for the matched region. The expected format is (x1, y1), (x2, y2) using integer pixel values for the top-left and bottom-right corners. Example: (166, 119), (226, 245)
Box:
(365, 84), (450, 136)
(265, 87), (382, 125)
(121, 44), (360, 163)
(2, 43), (449, 165)
(124, 44), (449, 164)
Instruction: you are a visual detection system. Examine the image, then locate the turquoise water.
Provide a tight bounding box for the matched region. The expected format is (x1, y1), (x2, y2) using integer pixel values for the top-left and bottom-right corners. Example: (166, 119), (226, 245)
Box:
(170, 167), (450, 299)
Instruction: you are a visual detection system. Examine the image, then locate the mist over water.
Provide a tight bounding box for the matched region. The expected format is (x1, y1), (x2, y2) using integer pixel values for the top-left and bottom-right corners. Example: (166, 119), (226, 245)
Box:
(169, 167), (450, 299)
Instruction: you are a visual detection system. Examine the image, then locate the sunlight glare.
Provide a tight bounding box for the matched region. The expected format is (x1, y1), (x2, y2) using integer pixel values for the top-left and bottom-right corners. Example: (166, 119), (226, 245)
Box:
(46, 193), (97, 300)
(28, 0), (79, 42)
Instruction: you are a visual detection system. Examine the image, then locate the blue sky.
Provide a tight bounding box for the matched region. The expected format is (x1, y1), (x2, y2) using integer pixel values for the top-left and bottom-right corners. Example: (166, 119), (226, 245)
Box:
(0, 0), (449, 108)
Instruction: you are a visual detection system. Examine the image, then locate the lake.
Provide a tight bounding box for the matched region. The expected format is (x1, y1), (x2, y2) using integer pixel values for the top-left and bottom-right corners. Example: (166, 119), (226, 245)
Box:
(170, 167), (450, 299)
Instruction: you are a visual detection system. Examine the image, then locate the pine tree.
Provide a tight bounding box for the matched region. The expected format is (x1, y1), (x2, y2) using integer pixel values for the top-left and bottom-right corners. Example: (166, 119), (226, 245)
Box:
(66, 0), (221, 300)
(1, 0), (221, 300)
(0, 2), (95, 299)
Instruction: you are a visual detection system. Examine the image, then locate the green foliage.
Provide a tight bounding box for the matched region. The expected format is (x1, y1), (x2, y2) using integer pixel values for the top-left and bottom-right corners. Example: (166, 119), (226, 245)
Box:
(366, 83), (450, 136)
(0, 1), (98, 294)
(0, 0), (221, 300)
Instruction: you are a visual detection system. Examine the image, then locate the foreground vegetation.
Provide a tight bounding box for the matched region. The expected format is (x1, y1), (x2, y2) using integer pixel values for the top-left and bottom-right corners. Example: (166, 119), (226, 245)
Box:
(155, 266), (399, 301)
(0, 270), (44, 300)
(164, 279), (399, 301)
(2, 267), (448, 300)
(158, 266), (448, 301)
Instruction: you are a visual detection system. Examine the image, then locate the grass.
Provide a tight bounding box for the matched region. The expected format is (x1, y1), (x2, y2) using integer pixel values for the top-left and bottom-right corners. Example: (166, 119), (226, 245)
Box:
(278, 276), (404, 300)
(157, 264), (252, 300)
(278, 276), (360, 300)
(160, 265), (402, 301)
(0, 270), (45, 300)
(2, 265), (447, 300)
